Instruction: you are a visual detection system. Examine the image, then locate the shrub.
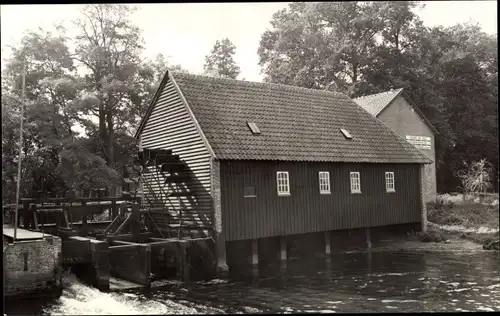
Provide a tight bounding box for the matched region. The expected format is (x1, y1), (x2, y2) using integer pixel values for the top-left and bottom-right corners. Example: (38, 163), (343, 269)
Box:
(418, 229), (447, 243)
(446, 213), (464, 225)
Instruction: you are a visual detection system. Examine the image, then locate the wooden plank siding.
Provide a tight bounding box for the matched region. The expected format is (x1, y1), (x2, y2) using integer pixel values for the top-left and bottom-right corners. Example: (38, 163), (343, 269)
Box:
(140, 79), (213, 231)
(220, 160), (421, 241)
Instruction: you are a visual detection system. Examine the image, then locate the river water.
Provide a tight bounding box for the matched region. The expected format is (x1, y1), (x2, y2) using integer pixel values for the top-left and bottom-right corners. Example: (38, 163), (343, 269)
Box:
(5, 250), (500, 314)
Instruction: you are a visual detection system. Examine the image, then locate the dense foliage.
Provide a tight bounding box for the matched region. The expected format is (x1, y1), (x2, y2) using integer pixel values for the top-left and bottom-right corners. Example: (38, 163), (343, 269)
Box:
(258, 1), (498, 193)
(1, 2), (497, 203)
(1, 4), (184, 202)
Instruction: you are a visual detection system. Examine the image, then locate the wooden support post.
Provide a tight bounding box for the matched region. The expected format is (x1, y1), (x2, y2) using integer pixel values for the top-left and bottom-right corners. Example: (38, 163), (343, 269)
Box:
(55, 200), (62, 228)
(251, 239), (259, 267)
(366, 227), (372, 249)
(279, 236), (287, 262)
(178, 241), (190, 282)
(145, 212), (154, 233)
(81, 201), (88, 236)
(82, 215), (88, 237)
(325, 231), (331, 256)
(131, 204), (141, 241)
(22, 201), (29, 229)
(367, 247), (373, 272)
(119, 203), (127, 217)
(111, 199), (117, 220)
(144, 244), (152, 288)
(63, 209), (71, 229)
(23, 203), (31, 229)
(32, 204), (39, 230)
(69, 201), (74, 227)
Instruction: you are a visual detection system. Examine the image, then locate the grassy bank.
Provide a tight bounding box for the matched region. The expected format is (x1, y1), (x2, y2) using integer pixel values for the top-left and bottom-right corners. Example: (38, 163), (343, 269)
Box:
(422, 193), (499, 250)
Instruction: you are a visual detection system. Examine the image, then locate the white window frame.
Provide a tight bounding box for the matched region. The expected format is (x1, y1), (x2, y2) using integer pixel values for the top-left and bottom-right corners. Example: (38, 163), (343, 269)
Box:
(350, 172), (361, 194)
(277, 171), (290, 196)
(385, 172), (395, 193)
(318, 171), (331, 194)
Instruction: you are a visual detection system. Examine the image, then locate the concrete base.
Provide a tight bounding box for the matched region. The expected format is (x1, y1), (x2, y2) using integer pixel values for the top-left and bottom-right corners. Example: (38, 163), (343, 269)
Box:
(251, 239), (259, 267)
(214, 231), (229, 277)
(325, 231), (331, 255)
(216, 260), (230, 277)
(366, 227), (372, 249)
(280, 236), (287, 261)
(90, 239), (110, 291)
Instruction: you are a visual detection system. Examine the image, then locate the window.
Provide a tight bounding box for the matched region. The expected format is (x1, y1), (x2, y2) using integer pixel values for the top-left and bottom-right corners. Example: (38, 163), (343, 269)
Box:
(319, 171), (331, 194)
(277, 171), (290, 196)
(350, 172), (361, 193)
(244, 186), (256, 198)
(247, 122), (261, 135)
(340, 128), (353, 139)
(406, 135), (431, 150)
(385, 172), (395, 193)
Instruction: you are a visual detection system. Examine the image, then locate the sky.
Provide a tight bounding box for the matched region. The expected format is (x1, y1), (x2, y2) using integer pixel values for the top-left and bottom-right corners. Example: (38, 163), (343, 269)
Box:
(1, 1), (498, 82)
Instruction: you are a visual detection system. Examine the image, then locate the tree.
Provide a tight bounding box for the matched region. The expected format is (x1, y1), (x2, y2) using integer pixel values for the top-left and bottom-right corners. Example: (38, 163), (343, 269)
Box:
(1, 6), (190, 201)
(258, 2), (384, 94)
(73, 4), (146, 174)
(259, 1), (498, 194)
(456, 159), (493, 203)
(2, 28), (79, 200)
(203, 38), (240, 79)
(1, 28), (121, 200)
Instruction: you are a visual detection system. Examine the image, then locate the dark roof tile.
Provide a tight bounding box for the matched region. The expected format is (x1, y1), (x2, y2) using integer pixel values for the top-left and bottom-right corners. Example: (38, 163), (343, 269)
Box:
(156, 72), (431, 164)
(353, 88), (403, 116)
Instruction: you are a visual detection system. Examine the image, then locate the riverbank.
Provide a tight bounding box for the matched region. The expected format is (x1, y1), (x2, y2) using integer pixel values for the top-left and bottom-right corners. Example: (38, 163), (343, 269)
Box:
(426, 194), (499, 250)
(373, 195), (499, 253)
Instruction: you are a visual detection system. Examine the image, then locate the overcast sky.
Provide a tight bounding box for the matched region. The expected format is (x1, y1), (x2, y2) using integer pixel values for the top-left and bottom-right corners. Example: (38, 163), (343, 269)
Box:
(1, 1), (498, 82)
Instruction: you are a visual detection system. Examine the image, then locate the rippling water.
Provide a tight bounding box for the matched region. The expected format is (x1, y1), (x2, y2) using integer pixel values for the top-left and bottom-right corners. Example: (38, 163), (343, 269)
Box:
(5, 250), (500, 314)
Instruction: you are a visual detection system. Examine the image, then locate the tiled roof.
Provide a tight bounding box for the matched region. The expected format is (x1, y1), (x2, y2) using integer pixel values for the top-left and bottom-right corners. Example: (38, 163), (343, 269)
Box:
(158, 72), (431, 164)
(353, 88), (404, 116)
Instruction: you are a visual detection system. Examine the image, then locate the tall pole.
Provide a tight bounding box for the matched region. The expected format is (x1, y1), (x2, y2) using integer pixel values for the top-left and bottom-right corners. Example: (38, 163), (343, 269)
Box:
(14, 60), (26, 242)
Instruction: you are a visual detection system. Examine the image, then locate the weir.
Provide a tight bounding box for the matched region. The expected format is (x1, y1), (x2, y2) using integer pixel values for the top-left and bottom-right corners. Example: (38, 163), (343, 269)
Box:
(4, 198), (216, 296)
(3, 148), (218, 298)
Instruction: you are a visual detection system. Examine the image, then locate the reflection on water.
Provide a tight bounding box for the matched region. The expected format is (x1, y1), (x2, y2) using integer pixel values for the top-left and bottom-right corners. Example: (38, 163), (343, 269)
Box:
(5, 251), (500, 314)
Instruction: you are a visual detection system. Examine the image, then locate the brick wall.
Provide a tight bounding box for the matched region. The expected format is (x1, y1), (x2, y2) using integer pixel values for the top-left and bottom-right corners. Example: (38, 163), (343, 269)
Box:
(211, 159), (222, 234)
(211, 158), (228, 274)
(4, 236), (62, 298)
(377, 95), (437, 202)
(420, 164), (428, 232)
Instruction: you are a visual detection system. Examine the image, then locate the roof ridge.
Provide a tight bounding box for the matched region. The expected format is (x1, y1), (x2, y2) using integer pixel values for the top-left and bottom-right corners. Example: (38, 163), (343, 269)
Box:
(170, 71), (348, 99)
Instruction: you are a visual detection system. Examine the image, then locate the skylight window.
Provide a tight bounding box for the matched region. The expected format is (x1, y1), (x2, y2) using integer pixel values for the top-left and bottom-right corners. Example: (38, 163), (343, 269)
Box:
(247, 122), (261, 135)
(340, 128), (353, 139)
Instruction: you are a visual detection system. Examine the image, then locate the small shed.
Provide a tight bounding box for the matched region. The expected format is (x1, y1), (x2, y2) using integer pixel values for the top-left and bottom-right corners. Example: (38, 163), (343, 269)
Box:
(354, 88), (438, 202)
